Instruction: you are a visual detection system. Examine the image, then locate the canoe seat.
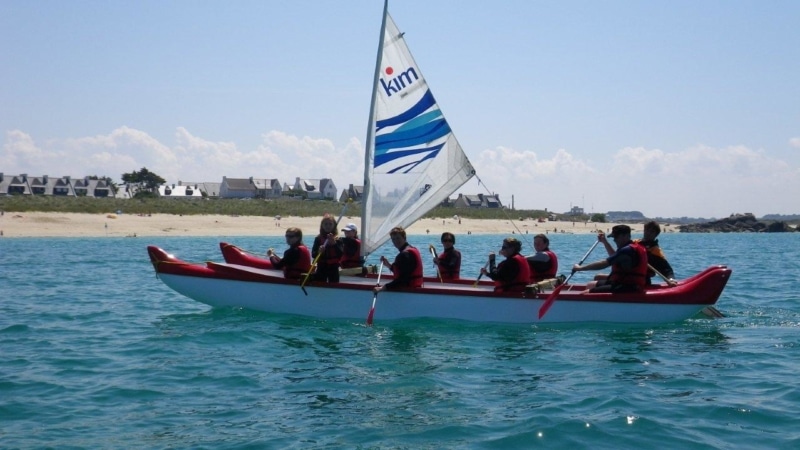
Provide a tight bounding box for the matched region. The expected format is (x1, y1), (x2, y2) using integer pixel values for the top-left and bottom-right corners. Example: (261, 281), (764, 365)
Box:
(526, 275), (566, 294)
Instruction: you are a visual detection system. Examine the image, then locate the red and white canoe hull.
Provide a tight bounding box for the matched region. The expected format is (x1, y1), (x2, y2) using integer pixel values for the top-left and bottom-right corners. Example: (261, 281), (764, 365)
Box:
(219, 242), (274, 269)
(148, 245), (732, 324)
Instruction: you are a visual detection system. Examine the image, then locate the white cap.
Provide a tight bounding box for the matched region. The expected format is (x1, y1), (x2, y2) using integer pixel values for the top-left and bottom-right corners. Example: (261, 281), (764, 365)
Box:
(341, 223), (358, 232)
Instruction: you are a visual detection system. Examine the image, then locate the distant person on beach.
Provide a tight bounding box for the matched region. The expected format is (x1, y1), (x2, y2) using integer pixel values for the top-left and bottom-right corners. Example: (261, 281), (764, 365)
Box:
(311, 214), (343, 283)
(635, 220), (677, 286)
(268, 227), (312, 280)
(433, 232), (461, 280)
(572, 224), (648, 293)
(481, 237), (531, 293)
(339, 223), (363, 269)
(374, 226), (423, 292)
(526, 233), (558, 283)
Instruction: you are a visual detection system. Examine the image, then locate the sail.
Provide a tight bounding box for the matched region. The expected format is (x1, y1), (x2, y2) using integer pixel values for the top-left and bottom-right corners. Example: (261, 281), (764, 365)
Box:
(362, 1), (475, 257)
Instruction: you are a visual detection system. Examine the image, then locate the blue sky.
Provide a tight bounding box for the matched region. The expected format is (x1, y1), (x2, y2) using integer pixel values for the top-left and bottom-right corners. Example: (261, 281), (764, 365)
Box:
(2, 0), (798, 218)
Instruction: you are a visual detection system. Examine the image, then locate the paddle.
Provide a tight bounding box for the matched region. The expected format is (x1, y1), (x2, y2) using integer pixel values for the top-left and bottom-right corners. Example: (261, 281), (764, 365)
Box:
(429, 244), (443, 283)
(648, 263), (676, 287)
(473, 255), (492, 287)
(366, 262), (385, 326)
(538, 240), (600, 320)
(301, 199), (350, 295)
(700, 305), (726, 318)
(648, 263), (725, 318)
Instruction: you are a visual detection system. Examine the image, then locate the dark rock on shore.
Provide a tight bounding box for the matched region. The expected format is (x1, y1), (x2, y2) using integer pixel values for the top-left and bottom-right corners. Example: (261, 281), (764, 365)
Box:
(678, 213), (798, 233)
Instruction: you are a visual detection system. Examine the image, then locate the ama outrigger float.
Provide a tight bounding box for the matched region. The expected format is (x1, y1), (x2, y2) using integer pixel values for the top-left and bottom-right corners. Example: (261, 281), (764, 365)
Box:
(147, 0), (731, 324)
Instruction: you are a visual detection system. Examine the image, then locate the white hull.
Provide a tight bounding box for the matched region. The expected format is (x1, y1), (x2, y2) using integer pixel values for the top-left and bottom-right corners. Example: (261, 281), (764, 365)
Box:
(159, 272), (710, 323)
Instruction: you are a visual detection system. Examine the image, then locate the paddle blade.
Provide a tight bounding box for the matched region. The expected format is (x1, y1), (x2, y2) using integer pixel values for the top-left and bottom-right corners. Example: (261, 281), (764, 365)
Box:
(701, 306), (725, 318)
(538, 283), (565, 319)
(366, 294), (378, 326)
(366, 305), (376, 326)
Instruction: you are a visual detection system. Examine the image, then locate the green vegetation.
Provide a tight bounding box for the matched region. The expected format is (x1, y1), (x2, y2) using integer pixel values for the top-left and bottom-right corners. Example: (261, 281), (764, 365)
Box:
(122, 167), (166, 196)
(590, 213), (607, 223)
(0, 195), (569, 221)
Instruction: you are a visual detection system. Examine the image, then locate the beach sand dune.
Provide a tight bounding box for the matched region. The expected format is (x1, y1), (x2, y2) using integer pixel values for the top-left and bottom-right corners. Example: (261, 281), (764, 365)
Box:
(0, 212), (672, 238)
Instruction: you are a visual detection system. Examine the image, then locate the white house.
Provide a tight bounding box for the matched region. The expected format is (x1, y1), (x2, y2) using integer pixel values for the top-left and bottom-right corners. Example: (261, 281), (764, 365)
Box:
(291, 177), (337, 200)
(158, 182), (203, 198)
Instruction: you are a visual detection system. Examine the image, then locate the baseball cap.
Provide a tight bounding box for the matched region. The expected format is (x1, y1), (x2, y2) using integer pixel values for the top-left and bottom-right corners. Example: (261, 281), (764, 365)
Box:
(608, 224), (631, 238)
(341, 223), (358, 232)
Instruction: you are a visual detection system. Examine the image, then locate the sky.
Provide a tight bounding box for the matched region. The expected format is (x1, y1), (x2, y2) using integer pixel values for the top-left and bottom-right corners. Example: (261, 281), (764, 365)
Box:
(2, 0), (798, 219)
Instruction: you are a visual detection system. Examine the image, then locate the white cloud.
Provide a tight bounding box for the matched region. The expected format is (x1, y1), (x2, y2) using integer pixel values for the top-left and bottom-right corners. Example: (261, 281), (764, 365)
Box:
(473, 143), (799, 217)
(469, 147), (599, 212)
(1, 127), (366, 193)
(790, 137), (800, 148)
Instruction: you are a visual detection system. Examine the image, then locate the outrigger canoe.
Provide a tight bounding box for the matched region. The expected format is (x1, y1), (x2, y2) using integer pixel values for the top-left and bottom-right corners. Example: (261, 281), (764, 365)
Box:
(148, 245), (731, 324)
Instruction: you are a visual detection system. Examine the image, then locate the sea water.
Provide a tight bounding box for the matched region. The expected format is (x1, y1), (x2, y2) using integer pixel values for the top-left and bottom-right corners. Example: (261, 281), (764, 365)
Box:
(1, 232), (799, 449)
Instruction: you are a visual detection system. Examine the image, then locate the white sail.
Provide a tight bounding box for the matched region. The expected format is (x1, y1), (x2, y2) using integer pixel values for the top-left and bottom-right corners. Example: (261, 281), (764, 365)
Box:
(362, 0), (475, 257)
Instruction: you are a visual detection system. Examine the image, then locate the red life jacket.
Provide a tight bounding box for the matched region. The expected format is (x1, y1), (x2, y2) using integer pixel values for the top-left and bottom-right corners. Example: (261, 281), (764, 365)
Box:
(390, 245), (424, 288)
(608, 241), (648, 289)
(494, 253), (531, 292)
(529, 250), (559, 283)
(284, 245), (311, 280)
(437, 248), (462, 280)
(314, 235), (341, 266)
(340, 238), (362, 269)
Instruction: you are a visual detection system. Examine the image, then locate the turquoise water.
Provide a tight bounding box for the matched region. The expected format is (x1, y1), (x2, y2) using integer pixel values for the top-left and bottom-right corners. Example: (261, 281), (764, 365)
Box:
(2, 233), (799, 449)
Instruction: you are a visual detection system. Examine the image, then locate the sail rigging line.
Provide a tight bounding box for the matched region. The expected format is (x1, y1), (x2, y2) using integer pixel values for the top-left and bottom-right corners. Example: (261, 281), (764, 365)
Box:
(471, 172), (534, 251)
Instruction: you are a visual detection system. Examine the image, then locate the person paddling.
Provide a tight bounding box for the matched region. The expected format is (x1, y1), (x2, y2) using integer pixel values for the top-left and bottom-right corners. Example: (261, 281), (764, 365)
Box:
(526, 233), (558, 283)
(339, 223), (364, 269)
(311, 214), (344, 283)
(374, 227), (423, 292)
(573, 225), (648, 293)
(480, 237), (531, 293)
(268, 227), (312, 280)
(636, 220), (677, 287)
(433, 232), (461, 281)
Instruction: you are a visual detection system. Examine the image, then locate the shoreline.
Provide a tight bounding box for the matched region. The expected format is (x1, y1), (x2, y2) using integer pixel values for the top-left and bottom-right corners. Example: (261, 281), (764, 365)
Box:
(0, 211), (672, 238)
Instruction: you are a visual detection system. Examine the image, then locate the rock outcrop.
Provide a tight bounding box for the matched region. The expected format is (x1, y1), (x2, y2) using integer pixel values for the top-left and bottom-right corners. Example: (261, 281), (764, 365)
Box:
(678, 213), (798, 233)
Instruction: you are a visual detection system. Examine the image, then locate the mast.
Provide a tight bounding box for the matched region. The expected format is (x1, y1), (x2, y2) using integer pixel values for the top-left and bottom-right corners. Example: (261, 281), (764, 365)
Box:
(362, 0), (389, 259)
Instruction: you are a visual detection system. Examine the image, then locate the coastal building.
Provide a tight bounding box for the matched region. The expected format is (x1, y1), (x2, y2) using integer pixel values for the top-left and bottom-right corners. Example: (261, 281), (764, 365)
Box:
(567, 206), (585, 216)
(182, 181), (221, 198)
(0, 173), (112, 197)
(251, 178), (282, 199)
(219, 177), (256, 199)
(290, 177), (337, 200)
(452, 193), (503, 208)
(158, 183), (203, 198)
(73, 177), (112, 197)
(218, 177), (282, 199)
(339, 184), (364, 203)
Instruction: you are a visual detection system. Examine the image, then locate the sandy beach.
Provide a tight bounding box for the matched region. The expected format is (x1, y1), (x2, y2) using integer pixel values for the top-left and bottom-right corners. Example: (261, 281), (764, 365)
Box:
(0, 211), (674, 238)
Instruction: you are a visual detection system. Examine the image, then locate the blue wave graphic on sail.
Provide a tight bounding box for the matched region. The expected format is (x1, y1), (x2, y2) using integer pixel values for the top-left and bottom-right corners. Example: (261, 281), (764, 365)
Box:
(375, 143), (445, 173)
(374, 89), (452, 173)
